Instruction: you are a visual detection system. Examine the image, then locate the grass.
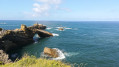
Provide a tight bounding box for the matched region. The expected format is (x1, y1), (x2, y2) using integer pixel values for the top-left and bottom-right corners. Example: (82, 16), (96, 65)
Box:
(0, 55), (71, 67)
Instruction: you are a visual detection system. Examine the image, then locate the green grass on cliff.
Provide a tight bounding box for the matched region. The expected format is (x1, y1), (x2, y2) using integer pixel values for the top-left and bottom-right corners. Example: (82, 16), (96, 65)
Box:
(0, 55), (71, 67)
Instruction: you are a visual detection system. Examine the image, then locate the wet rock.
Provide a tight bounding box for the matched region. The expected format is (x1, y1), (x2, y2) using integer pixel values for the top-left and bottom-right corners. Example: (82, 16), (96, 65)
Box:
(58, 28), (64, 31)
(0, 28), (2, 31)
(44, 47), (58, 58)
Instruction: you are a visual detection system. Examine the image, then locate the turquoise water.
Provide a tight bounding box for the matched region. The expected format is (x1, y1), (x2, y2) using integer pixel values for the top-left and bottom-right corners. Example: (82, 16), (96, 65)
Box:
(1, 20), (119, 67)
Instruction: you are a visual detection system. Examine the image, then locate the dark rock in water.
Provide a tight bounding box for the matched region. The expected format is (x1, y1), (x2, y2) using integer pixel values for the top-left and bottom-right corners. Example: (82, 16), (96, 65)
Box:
(44, 47), (58, 58)
(0, 28), (2, 31)
(0, 50), (11, 64)
(0, 23), (53, 53)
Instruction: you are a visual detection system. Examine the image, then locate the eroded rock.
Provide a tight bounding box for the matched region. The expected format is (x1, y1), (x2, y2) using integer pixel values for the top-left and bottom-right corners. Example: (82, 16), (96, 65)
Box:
(0, 23), (52, 52)
(44, 47), (58, 58)
(33, 23), (46, 30)
(0, 23), (53, 64)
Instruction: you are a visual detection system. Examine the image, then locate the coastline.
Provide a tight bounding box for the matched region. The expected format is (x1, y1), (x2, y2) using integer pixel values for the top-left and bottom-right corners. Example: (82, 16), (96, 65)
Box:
(0, 23), (53, 64)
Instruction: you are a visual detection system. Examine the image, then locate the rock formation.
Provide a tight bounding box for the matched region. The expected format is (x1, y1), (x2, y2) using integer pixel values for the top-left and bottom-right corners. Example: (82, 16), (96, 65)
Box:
(0, 23), (53, 53)
(44, 47), (58, 58)
(0, 50), (11, 64)
(0, 28), (2, 31)
(58, 28), (64, 31)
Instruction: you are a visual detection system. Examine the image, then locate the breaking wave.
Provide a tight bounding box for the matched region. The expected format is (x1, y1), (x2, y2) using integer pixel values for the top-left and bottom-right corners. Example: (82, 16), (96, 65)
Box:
(51, 48), (65, 60)
(55, 29), (64, 31)
(64, 52), (79, 57)
(52, 33), (59, 36)
(56, 27), (63, 28)
(47, 27), (52, 30)
(65, 28), (72, 29)
(40, 48), (65, 60)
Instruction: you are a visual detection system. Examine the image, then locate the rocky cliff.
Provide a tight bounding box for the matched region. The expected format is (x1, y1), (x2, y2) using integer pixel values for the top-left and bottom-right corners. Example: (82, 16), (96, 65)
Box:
(0, 23), (53, 53)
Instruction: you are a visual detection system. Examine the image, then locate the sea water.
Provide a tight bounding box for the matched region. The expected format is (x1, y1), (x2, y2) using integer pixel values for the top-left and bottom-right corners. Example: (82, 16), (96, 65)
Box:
(0, 20), (119, 67)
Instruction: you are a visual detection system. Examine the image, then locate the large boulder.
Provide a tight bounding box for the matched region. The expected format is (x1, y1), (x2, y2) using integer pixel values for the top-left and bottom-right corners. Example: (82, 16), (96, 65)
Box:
(44, 47), (58, 58)
(58, 28), (64, 31)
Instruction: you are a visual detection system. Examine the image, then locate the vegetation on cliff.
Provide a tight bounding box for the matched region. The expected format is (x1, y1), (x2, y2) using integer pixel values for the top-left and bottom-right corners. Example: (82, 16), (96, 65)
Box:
(0, 55), (70, 67)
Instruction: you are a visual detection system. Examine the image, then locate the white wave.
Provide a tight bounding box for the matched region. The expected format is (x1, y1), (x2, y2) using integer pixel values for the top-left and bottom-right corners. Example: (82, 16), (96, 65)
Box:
(56, 27), (63, 28)
(51, 48), (65, 60)
(65, 28), (72, 29)
(40, 48), (65, 60)
(55, 29), (64, 31)
(64, 52), (79, 57)
(52, 33), (59, 36)
(47, 27), (52, 30)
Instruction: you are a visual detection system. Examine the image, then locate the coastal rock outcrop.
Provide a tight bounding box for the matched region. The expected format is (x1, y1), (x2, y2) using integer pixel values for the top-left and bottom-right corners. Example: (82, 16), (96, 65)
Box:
(58, 28), (64, 31)
(33, 23), (46, 30)
(0, 23), (53, 53)
(0, 50), (11, 64)
(44, 47), (58, 58)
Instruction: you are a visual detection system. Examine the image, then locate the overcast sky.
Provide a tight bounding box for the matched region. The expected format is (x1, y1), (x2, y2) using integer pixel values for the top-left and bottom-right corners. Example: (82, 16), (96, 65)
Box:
(0, 0), (119, 21)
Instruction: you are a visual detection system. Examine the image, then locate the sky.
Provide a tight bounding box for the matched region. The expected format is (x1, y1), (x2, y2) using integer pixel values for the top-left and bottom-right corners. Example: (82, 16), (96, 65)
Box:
(0, 0), (119, 21)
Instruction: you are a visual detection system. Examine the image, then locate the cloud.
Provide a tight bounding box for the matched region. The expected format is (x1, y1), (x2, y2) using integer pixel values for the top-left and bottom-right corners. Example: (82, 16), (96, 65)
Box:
(31, 0), (71, 17)
(32, 3), (50, 17)
(36, 0), (61, 5)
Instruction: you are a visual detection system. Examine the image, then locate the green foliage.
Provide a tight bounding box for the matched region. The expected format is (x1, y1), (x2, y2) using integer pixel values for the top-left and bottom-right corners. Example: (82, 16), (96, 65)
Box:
(0, 61), (3, 64)
(0, 55), (70, 67)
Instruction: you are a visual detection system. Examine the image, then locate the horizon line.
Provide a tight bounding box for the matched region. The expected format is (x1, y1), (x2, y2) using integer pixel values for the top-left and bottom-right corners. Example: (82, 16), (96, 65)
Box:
(1, 20), (119, 22)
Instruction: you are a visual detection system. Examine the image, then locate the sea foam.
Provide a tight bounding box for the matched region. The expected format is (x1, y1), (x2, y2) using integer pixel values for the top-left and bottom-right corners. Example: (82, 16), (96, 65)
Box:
(47, 27), (52, 30)
(41, 48), (66, 60)
(65, 28), (72, 29)
(64, 52), (79, 57)
(52, 33), (59, 36)
(56, 27), (63, 28)
(51, 48), (65, 60)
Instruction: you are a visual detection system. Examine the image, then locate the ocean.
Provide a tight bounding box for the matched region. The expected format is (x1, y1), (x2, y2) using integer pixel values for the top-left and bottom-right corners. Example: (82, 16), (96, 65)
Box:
(0, 20), (119, 67)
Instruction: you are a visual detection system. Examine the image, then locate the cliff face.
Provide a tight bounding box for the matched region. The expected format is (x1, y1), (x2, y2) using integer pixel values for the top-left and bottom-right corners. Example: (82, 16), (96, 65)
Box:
(0, 24), (53, 52)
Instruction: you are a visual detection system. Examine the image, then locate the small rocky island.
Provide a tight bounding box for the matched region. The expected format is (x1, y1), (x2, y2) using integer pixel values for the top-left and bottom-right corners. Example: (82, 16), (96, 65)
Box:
(0, 23), (53, 64)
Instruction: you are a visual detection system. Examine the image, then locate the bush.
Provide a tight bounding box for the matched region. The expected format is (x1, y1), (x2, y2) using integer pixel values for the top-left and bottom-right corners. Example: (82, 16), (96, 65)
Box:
(0, 55), (71, 67)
